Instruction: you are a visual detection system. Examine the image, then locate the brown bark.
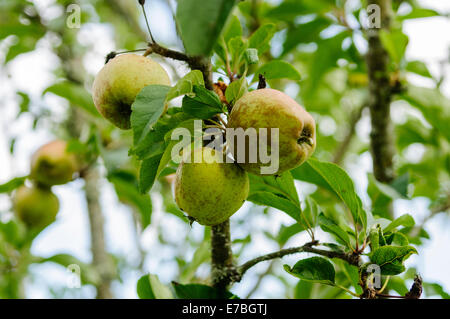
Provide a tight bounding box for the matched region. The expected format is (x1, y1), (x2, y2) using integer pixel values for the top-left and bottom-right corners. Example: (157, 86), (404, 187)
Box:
(211, 220), (237, 290)
(83, 167), (113, 299)
(366, 0), (396, 183)
(236, 241), (359, 282)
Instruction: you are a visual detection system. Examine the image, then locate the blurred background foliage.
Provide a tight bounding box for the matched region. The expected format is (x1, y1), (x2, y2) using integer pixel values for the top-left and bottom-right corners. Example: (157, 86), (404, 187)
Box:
(0, 0), (449, 298)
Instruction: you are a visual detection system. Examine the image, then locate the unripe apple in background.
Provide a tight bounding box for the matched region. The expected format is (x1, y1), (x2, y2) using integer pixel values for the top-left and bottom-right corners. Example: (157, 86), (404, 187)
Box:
(227, 88), (316, 175)
(13, 185), (59, 230)
(30, 140), (78, 187)
(92, 54), (171, 129)
(174, 147), (249, 226)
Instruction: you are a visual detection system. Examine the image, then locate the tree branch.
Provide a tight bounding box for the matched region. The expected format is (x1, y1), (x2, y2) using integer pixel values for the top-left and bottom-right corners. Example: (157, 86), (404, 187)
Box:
(144, 42), (213, 89)
(108, 0), (213, 89)
(211, 220), (238, 290)
(83, 166), (114, 299)
(235, 241), (359, 282)
(139, 14), (222, 290)
(366, 0), (396, 183)
(59, 34), (114, 297)
(332, 105), (366, 165)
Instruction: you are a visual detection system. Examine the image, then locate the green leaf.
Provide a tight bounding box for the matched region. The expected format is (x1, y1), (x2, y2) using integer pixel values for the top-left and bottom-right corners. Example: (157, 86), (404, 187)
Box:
(0, 176), (26, 193)
(369, 225), (381, 251)
(383, 214), (415, 233)
(131, 85), (171, 147)
(0, 19), (45, 40)
(396, 119), (433, 149)
(139, 153), (164, 194)
(265, 0), (335, 20)
(156, 119), (197, 177)
(253, 60), (301, 81)
(398, 7), (439, 20)
(17, 91), (30, 114)
(182, 85), (224, 119)
(386, 232), (409, 246)
(222, 15), (242, 43)
(247, 172), (303, 222)
(132, 108), (193, 160)
(379, 228), (387, 247)
(179, 239), (211, 282)
(172, 282), (236, 299)
(248, 191), (301, 222)
(294, 280), (314, 299)
(136, 275), (155, 299)
(137, 274), (174, 299)
(248, 23), (276, 55)
(318, 213), (352, 250)
(370, 173), (407, 200)
(244, 48), (259, 65)
(108, 170), (152, 229)
(282, 17), (330, 55)
(225, 77), (248, 104)
(284, 257), (336, 285)
(214, 39), (228, 64)
(423, 282), (450, 299)
(369, 245), (418, 275)
(166, 70), (205, 102)
(250, 172), (299, 204)
(390, 173), (410, 198)
(5, 36), (39, 63)
(0, 219), (27, 246)
(387, 276), (409, 296)
(292, 158), (364, 227)
(379, 29), (409, 64)
(337, 260), (363, 295)
(176, 0), (237, 56)
(304, 32), (347, 97)
(367, 173), (410, 219)
(303, 196), (320, 228)
(276, 223), (306, 246)
(44, 82), (99, 117)
(401, 85), (450, 141)
(37, 254), (100, 286)
(405, 60), (433, 78)
(367, 174), (395, 219)
(228, 36), (247, 68)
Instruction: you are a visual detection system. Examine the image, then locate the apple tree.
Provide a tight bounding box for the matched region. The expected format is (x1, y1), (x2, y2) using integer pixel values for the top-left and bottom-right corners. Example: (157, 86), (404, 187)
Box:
(0, 0), (449, 299)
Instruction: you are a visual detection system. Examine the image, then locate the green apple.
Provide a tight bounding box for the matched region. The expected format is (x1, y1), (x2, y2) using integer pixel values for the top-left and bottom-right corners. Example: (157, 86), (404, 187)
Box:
(92, 54), (171, 129)
(227, 88), (316, 175)
(30, 140), (78, 187)
(13, 185), (59, 230)
(174, 147), (249, 226)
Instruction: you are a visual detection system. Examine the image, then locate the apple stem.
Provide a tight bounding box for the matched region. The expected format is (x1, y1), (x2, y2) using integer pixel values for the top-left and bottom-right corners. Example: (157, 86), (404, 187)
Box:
(257, 74), (266, 89)
(139, 0), (157, 44)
